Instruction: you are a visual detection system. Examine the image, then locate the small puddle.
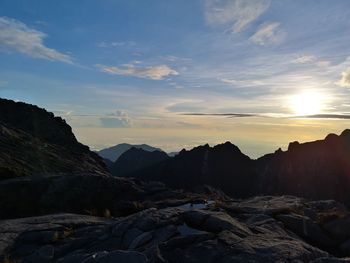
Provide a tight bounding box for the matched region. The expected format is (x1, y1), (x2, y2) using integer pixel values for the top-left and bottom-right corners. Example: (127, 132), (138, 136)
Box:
(175, 200), (215, 211)
(177, 223), (207, 236)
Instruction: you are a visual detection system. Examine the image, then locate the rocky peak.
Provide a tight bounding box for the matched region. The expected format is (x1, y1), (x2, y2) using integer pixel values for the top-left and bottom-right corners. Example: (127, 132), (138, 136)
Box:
(0, 98), (108, 179)
(0, 98), (83, 150)
(287, 141), (300, 151)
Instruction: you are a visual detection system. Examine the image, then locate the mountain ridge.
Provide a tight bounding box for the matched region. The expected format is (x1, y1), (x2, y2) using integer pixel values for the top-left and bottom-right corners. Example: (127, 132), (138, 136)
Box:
(132, 131), (350, 206)
(0, 98), (108, 179)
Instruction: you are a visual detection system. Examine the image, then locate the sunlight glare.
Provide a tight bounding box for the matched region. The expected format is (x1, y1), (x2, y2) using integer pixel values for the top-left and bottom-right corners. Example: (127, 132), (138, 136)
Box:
(289, 91), (325, 116)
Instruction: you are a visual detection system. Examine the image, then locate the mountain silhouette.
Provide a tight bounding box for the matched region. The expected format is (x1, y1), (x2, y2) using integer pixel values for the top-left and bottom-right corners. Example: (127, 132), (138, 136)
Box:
(0, 98), (108, 179)
(256, 130), (350, 205)
(135, 142), (258, 198)
(96, 143), (162, 161)
(109, 147), (169, 177)
(133, 132), (350, 205)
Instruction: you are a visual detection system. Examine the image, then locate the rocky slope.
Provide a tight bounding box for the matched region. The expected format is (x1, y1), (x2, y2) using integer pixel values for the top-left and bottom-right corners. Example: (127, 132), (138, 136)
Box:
(2, 196), (350, 262)
(0, 98), (108, 179)
(97, 143), (162, 162)
(109, 147), (169, 177)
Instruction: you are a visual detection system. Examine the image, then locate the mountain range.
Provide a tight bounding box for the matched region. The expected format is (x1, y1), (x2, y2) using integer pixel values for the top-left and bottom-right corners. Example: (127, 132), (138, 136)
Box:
(2, 98), (350, 208)
(129, 132), (350, 206)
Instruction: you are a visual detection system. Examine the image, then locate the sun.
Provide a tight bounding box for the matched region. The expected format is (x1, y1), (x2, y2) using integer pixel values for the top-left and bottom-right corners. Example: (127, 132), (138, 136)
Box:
(289, 91), (325, 116)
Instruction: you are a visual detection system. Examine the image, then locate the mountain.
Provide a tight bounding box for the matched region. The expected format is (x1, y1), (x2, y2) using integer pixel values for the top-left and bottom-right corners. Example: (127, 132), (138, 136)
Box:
(135, 142), (258, 198)
(96, 143), (162, 161)
(110, 147), (169, 177)
(0, 98), (108, 179)
(256, 130), (350, 205)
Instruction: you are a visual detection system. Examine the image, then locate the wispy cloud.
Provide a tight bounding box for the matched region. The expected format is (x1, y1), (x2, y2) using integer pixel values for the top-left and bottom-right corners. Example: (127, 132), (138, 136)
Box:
(220, 78), (264, 87)
(160, 55), (192, 62)
(96, 62), (178, 80)
(336, 68), (350, 87)
(292, 55), (316, 64)
(0, 17), (72, 63)
(182, 113), (350, 120)
(250, 22), (285, 45)
(294, 114), (350, 120)
(292, 55), (331, 67)
(97, 41), (136, 48)
(204, 0), (270, 33)
(100, 110), (132, 128)
(181, 113), (257, 117)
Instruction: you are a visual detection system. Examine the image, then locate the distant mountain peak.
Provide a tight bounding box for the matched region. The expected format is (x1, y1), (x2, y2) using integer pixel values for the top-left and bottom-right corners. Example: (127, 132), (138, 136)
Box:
(110, 147), (169, 177)
(97, 143), (162, 162)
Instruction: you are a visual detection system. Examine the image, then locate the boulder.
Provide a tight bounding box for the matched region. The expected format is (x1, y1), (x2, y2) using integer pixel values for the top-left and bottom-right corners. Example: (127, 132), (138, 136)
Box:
(276, 213), (336, 248)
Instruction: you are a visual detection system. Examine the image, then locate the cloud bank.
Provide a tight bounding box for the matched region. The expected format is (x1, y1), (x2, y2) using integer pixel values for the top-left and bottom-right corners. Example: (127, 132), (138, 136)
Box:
(0, 17), (72, 63)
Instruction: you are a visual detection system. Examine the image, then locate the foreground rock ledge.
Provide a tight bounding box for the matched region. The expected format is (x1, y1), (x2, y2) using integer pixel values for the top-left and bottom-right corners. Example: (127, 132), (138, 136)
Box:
(2, 196), (350, 263)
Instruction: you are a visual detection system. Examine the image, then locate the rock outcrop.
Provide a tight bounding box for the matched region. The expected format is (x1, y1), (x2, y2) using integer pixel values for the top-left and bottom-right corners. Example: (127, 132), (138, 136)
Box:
(0, 98), (108, 179)
(2, 196), (350, 262)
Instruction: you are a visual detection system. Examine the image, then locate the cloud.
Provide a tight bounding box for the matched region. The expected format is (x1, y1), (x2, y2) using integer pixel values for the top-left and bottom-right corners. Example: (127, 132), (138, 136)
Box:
(292, 55), (316, 64)
(294, 114), (350, 119)
(181, 113), (257, 117)
(250, 22), (285, 45)
(220, 78), (264, 87)
(0, 17), (72, 63)
(292, 55), (331, 67)
(204, 0), (270, 32)
(182, 112), (350, 120)
(99, 110), (132, 128)
(336, 68), (350, 87)
(97, 41), (136, 48)
(161, 55), (192, 62)
(96, 63), (178, 80)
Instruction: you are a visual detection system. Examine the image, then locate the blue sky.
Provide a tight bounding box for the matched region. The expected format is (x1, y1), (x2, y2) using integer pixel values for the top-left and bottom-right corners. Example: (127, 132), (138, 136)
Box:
(1, 0), (350, 157)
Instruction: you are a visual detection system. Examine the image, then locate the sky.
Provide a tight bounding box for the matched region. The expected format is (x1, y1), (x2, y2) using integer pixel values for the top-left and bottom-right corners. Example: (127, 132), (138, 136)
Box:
(1, 0), (350, 158)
